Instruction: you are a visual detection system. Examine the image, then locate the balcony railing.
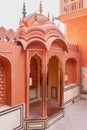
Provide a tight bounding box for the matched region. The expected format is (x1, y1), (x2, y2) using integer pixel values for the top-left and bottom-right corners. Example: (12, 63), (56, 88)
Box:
(63, 0), (87, 14)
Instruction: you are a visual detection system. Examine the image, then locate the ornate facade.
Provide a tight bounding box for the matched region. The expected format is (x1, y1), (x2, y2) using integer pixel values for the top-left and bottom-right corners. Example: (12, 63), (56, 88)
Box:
(0, 1), (82, 129)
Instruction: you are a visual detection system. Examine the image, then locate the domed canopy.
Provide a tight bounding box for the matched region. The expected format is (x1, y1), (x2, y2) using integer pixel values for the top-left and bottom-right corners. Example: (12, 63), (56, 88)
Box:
(17, 13), (68, 51)
(25, 13), (48, 26)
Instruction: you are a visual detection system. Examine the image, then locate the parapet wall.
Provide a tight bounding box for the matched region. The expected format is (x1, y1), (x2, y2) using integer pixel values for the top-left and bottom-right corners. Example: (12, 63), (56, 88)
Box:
(67, 43), (78, 52)
(0, 27), (16, 43)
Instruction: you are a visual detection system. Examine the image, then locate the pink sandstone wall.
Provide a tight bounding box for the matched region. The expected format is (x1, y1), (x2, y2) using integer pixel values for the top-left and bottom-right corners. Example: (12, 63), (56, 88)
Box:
(14, 47), (25, 105)
(0, 43), (25, 106)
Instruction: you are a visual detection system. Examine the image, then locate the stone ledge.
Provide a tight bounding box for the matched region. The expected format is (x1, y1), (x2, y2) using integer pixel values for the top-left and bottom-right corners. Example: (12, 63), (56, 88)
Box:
(24, 109), (64, 130)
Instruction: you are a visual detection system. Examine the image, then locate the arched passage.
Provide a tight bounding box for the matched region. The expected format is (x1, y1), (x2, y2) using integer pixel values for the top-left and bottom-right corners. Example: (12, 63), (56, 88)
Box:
(47, 56), (62, 103)
(0, 56), (11, 106)
(25, 40), (47, 119)
(65, 58), (77, 85)
(29, 54), (43, 118)
(29, 54), (42, 100)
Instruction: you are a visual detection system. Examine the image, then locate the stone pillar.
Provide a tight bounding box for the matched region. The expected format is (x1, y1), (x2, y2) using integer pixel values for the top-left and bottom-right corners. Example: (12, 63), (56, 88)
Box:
(38, 78), (41, 99)
(57, 63), (60, 103)
(60, 66), (64, 107)
(48, 65), (51, 100)
(37, 61), (41, 99)
(42, 53), (47, 118)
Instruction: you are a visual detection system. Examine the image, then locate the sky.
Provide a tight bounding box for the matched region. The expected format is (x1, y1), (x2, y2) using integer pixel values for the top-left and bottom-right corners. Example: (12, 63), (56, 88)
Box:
(0, 0), (60, 31)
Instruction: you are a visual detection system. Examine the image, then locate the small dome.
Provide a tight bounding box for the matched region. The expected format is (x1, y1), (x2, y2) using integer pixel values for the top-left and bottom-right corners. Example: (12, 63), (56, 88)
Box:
(17, 13), (67, 51)
(25, 13), (48, 27)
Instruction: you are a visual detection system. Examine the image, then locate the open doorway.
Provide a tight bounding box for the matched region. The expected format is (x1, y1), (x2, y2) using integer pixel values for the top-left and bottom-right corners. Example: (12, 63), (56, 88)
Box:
(47, 55), (62, 116)
(29, 54), (43, 118)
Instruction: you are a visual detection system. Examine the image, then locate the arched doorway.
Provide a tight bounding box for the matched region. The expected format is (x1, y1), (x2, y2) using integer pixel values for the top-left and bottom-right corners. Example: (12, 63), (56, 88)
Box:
(65, 58), (77, 85)
(47, 56), (62, 116)
(29, 54), (42, 118)
(29, 54), (42, 100)
(0, 56), (11, 106)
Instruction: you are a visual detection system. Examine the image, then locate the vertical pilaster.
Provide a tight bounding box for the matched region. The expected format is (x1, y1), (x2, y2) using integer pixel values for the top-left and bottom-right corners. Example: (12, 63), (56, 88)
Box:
(37, 61), (41, 99)
(25, 50), (29, 118)
(57, 63), (60, 103)
(60, 66), (64, 107)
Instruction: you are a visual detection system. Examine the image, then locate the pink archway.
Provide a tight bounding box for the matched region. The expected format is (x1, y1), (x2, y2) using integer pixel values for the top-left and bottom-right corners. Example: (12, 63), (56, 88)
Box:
(0, 56), (11, 106)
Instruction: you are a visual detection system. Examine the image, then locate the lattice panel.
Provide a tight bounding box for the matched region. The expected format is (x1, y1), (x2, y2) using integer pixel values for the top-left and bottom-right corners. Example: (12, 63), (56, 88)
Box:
(0, 62), (5, 105)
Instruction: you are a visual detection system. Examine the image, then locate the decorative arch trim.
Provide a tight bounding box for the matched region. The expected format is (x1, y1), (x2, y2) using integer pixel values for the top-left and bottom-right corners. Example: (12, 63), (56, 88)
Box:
(29, 53), (42, 61)
(48, 54), (62, 65)
(46, 37), (68, 52)
(17, 38), (47, 50)
(26, 38), (47, 50)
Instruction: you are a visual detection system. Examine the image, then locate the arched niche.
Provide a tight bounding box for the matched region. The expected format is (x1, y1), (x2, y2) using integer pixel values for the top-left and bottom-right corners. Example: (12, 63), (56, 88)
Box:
(0, 56), (11, 106)
(65, 58), (77, 85)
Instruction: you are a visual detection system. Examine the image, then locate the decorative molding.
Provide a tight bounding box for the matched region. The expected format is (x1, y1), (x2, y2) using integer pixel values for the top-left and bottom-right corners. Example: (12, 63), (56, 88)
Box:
(25, 108), (64, 130)
(47, 54), (62, 65)
(64, 84), (80, 92)
(0, 104), (24, 130)
(64, 84), (80, 105)
(64, 95), (80, 105)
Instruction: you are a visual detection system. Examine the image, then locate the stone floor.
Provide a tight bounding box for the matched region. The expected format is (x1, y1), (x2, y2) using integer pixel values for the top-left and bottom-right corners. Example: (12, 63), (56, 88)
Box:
(46, 99), (87, 130)
(30, 100), (62, 119)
